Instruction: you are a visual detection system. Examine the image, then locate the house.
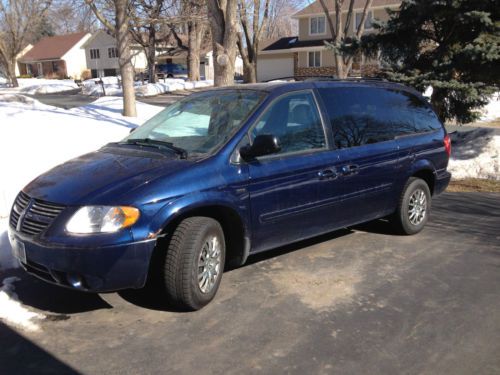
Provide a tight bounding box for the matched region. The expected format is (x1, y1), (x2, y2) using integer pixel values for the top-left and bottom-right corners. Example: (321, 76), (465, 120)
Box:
(257, 0), (401, 81)
(81, 30), (158, 78)
(84, 30), (243, 81)
(17, 32), (91, 79)
(15, 44), (33, 76)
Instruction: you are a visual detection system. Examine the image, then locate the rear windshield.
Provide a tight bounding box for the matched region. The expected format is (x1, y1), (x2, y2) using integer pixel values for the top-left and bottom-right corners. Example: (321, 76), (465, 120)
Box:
(318, 87), (442, 148)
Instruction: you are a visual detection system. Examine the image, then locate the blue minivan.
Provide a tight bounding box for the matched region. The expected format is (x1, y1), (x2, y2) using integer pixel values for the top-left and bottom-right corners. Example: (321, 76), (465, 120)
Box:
(9, 80), (451, 310)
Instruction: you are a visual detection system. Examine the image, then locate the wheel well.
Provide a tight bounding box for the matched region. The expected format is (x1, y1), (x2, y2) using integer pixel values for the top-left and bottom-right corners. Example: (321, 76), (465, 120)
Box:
(412, 169), (435, 195)
(159, 206), (247, 269)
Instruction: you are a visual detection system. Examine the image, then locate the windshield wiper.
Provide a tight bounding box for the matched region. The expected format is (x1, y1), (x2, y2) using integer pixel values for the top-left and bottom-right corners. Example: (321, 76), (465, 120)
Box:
(122, 138), (188, 159)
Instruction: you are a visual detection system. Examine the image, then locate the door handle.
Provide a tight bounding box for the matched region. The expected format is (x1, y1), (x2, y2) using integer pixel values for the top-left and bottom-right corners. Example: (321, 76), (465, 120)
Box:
(318, 169), (338, 180)
(341, 164), (359, 176)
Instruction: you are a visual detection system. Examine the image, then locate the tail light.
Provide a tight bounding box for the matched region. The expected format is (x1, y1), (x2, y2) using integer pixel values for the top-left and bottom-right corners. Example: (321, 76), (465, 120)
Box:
(444, 134), (451, 157)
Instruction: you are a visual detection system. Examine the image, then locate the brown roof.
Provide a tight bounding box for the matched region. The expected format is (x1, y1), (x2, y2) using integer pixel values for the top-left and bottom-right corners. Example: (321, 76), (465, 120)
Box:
(19, 32), (88, 62)
(294, 0), (401, 17)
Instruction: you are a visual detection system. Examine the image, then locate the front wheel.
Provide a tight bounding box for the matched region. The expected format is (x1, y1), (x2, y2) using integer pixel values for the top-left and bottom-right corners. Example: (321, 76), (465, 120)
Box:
(391, 177), (431, 235)
(163, 217), (225, 310)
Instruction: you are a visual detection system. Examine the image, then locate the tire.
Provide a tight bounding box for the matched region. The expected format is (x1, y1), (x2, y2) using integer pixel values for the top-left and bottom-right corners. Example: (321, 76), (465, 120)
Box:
(163, 217), (225, 310)
(391, 177), (431, 235)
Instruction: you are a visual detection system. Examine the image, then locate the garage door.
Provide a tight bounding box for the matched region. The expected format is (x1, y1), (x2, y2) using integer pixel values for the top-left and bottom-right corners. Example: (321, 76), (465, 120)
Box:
(257, 56), (294, 82)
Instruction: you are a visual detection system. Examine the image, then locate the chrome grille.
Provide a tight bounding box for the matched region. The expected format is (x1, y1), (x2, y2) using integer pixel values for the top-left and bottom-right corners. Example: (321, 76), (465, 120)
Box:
(9, 191), (30, 228)
(9, 192), (66, 236)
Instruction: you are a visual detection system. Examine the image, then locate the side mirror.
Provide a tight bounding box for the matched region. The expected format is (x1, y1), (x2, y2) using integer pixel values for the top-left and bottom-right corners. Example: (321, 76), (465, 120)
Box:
(240, 134), (281, 160)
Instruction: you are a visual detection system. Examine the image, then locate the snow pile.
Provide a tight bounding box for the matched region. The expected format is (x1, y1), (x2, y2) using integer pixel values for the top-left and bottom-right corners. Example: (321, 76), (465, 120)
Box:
(0, 95), (162, 218)
(0, 277), (45, 332)
(82, 76), (213, 97)
(448, 129), (500, 180)
(479, 93), (500, 122)
(0, 219), (17, 270)
(0, 78), (79, 94)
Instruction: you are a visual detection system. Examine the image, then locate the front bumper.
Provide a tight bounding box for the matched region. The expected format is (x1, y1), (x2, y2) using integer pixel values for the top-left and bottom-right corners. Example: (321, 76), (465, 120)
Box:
(8, 230), (157, 292)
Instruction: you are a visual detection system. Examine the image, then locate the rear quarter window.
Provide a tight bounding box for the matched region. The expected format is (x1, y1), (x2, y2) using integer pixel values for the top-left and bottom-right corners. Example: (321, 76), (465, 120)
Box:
(318, 87), (442, 149)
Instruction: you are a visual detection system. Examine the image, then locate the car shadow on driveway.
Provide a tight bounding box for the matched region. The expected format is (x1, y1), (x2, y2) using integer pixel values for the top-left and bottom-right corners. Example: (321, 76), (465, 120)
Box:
(1, 268), (112, 315)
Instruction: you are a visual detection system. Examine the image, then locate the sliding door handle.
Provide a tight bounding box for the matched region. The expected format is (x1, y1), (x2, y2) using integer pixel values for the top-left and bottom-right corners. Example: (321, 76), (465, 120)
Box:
(341, 164), (359, 176)
(318, 169), (338, 180)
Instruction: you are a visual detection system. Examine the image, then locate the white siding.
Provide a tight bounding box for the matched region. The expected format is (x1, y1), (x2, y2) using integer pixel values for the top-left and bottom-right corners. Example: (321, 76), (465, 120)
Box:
(61, 34), (91, 79)
(83, 31), (148, 76)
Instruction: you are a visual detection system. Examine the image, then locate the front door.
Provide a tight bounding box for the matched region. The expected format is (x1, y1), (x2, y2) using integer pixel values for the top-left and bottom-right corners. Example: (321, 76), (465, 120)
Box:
(246, 91), (343, 253)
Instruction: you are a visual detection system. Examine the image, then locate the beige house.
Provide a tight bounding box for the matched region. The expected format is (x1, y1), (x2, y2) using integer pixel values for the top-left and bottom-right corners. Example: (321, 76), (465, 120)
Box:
(17, 33), (91, 79)
(82, 30), (159, 78)
(257, 0), (401, 81)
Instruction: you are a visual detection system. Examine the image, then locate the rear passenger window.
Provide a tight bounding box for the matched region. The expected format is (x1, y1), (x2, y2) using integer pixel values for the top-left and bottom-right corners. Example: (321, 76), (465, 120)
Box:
(251, 92), (326, 155)
(318, 87), (441, 149)
(411, 99), (443, 132)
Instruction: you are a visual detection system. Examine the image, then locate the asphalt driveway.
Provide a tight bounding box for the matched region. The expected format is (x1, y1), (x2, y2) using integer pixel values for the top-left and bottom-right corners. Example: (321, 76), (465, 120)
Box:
(1, 192), (499, 374)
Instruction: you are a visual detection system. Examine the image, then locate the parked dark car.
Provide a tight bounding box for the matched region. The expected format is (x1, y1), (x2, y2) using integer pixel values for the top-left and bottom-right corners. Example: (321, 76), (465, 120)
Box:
(156, 63), (188, 79)
(9, 80), (451, 310)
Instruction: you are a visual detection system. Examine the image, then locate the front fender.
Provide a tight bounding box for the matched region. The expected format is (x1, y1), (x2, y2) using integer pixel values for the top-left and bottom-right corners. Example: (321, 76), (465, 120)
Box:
(146, 190), (251, 265)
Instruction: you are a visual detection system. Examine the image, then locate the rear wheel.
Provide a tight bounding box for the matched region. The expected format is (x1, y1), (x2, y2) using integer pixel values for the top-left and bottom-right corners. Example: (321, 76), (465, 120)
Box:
(163, 217), (225, 310)
(391, 177), (431, 235)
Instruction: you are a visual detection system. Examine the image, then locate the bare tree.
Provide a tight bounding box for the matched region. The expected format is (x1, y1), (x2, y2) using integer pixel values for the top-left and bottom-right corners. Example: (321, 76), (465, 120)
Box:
(318, 0), (373, 78)
(206, 0), (238, 86)
(130, 0), (171, 84)
(237, 0), (270, 83)
(0, 0), (52, 87)
(49, 1), (97, 33)
(164, 0), (209, 82)
(85, 0), (137, 117)
(184, 0), (208, 81)
(264, 0), (301, 39)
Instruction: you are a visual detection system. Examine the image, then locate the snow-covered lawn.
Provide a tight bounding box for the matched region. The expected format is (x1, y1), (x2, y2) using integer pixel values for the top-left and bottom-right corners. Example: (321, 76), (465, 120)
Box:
(82, 76), (214, 97)
(0, 94), (162, 220)
(0, 78), (79, 94)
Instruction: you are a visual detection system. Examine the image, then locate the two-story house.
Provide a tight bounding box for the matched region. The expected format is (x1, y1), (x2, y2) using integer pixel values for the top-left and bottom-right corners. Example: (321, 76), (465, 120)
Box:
(257, 0), (401, 81)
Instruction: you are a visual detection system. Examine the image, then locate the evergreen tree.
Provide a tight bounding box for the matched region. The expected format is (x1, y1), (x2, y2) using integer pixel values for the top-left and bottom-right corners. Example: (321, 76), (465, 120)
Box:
(363, 0), (499, 123)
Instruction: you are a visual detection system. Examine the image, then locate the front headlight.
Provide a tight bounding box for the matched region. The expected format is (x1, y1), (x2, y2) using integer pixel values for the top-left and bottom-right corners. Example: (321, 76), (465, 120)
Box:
(66, 206), (140, 234)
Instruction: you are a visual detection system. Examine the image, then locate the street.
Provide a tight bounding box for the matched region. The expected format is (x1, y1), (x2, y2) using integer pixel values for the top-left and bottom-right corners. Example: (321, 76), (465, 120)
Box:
(1, 192), (499, 374)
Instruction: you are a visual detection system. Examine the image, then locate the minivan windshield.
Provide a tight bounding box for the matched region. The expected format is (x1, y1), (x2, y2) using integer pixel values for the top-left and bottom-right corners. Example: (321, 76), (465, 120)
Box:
(123, 90), (266, 156)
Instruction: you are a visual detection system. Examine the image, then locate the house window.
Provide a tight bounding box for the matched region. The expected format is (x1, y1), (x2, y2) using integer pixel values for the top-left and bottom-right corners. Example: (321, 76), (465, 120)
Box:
(104, 68), (117, 77)
(308, 51), (321, 68)
(310, 16), (326, 35)
(90, 48), (100, 59)
(355, 11), (373, 31)
(108, 47), (118, 58)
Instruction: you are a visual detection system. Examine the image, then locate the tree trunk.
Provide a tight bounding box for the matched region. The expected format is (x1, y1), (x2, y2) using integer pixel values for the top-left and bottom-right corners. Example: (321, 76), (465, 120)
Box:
(147, 45), (157, 84)
(187, 21), (201, 81)
(8, 58), (19, 87)
(243, 60), (256, 83)
(207, 0), (238, 87)
(431, 88), (447, 123)
(115, 0), (137, 117)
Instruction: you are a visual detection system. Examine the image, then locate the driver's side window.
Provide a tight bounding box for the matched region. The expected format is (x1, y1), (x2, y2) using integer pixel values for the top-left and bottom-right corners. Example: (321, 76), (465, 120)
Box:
(251, 92), (326, 155)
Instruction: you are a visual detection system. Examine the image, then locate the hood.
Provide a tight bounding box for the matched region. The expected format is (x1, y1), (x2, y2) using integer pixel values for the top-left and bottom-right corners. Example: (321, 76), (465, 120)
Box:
(24, 144), (192, 205)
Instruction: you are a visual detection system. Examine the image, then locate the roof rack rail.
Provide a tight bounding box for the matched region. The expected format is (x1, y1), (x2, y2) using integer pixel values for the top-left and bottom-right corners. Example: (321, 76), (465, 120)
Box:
(264, 75), (389, 83)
